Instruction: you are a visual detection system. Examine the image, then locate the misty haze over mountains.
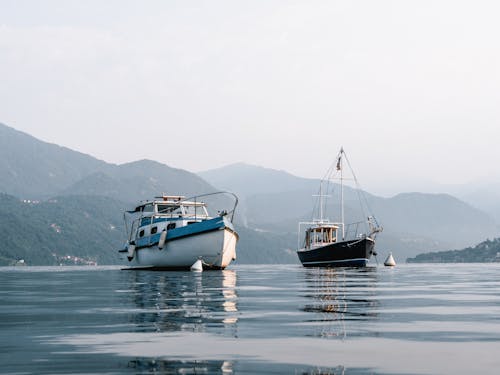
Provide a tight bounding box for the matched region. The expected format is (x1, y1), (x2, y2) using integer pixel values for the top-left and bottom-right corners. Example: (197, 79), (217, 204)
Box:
(0, 122), (499, 265)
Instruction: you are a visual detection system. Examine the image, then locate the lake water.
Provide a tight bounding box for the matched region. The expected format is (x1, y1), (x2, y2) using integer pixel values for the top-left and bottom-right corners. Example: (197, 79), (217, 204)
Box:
(1, 264), (499, 374)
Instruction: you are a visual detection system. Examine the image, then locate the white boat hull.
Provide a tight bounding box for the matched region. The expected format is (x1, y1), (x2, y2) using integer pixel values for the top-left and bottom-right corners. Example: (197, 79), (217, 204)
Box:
(121, 227), (238, 270)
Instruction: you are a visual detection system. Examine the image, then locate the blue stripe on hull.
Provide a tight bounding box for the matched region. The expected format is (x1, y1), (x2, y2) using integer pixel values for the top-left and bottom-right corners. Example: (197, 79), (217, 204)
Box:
(135, 216), (230, 249)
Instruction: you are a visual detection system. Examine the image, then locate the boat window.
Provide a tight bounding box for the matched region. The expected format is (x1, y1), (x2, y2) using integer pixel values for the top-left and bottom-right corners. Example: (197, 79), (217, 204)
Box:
(151, 226), (157, 234)
(184, 205), (208, 217)
(167, 223), (176, 230)
(143, 204), (154, 212)
(157, 204), (182, 215)
(139, 229), (145, 238)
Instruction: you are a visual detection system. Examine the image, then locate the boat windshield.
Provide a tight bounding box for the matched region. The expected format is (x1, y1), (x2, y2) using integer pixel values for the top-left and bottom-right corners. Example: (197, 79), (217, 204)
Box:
(143, 204), (154, 212)
(156, 204), (182, 215)
(183, 204), (208, 218)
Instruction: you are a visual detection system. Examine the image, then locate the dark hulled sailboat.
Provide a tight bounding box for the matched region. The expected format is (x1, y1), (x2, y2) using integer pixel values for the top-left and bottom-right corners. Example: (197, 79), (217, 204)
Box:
(297, 148), (382, 267)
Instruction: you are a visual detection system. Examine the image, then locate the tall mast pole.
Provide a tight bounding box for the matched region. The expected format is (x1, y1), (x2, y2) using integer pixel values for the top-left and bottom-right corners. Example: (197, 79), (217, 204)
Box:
(340, 148), (345, 240)
(319, 182), (323, 223)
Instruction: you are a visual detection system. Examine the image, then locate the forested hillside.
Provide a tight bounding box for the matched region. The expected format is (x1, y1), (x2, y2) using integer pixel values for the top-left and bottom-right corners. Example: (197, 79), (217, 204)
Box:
(0, 193), (125, 265)
(407, 238), (500, 263)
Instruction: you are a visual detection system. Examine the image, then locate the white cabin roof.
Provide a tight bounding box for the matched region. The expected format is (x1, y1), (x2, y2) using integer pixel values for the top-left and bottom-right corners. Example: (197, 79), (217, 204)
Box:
(130, 195), (207, 213)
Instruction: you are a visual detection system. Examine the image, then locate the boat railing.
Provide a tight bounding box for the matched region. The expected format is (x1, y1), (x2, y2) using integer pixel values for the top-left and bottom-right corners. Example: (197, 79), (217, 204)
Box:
(344, 221), (367, 241)
(182, 191), (239, 222)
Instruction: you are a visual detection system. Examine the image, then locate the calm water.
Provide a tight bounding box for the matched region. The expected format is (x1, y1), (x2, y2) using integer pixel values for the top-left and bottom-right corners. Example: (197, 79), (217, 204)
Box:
(1, 264), (499, 374)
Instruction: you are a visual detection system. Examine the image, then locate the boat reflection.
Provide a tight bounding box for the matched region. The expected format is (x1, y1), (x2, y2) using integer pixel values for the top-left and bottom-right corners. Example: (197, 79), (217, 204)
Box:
(126, 358), (234, 374)
(126, 358), (346, 374)
(301, 267), (379, 338)
(125, 270), (238, 336)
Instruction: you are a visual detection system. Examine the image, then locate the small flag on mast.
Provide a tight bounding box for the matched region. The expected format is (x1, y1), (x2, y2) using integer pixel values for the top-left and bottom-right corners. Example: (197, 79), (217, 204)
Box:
(336, 157), (341, 171)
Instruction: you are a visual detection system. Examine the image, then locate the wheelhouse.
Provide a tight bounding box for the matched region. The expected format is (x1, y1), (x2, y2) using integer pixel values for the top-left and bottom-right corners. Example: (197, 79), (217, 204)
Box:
(125, 195), (212, 244)
(303, 223), (339, 250)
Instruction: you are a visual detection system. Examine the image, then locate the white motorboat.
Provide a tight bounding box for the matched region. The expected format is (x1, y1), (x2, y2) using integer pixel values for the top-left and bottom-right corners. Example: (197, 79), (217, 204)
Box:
(119, 192), (239, 270)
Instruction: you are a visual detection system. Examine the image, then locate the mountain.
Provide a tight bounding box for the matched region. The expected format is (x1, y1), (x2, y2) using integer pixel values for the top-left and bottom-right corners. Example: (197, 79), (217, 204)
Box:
(0, 123), (111, 199)
(0, 123), (220, 204)
(407, 238), (500, 263)
(199, 163), (319, 197)
(458, 187), (500, 224)
(61, 160), (218, 204)
(367, 192), (496, 248)
(234, 226), (298, 264)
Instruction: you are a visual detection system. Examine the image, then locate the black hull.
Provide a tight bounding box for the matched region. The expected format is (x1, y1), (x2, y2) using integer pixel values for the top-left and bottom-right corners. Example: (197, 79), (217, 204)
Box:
(297, 238), (375, 267)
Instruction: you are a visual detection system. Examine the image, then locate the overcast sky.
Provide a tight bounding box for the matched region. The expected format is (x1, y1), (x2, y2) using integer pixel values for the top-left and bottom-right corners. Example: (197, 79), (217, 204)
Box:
(1, 0), (499, 195)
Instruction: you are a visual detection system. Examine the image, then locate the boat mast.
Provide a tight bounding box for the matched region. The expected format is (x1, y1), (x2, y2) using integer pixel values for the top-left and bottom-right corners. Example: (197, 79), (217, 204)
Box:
(319, 182), (324, 223)
(339, 147), (345, 240)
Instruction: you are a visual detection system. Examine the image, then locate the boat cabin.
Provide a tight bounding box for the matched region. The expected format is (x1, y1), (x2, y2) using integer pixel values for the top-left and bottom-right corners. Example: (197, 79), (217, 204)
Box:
(126, 195), (211, 244)
(132, 196), (210, 219)
(304, 223), (339, 250)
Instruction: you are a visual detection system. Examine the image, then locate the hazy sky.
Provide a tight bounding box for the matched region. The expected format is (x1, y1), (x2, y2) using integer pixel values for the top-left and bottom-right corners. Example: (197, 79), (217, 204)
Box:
(1, 0), (499, 195)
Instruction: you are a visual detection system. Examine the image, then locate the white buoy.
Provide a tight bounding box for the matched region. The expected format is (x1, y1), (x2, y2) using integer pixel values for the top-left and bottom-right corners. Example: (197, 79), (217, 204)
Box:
(190, 259), (203, 272)
(158, 229), (167, 249)
(384, 252), (396, 267)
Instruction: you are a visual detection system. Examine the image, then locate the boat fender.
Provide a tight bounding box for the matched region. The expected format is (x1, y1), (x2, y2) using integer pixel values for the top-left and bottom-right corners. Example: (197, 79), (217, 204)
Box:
(127, 243), (136, 261)
(158, 229), (167, 249)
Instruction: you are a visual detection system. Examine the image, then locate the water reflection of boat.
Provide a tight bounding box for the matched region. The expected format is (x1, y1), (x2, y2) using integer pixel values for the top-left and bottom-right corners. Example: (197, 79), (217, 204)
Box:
(301, 267), (378, 338)
(126, 269), (238, 335)
(127, 358), (234, 374)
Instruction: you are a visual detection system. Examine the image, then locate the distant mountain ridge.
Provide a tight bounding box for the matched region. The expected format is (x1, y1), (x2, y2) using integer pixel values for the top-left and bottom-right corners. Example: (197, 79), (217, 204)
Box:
(0, 123), (217, 202)
(61, 159), (215, 204)
(0, 123), (110, 198)
(199, 162), (319, 197)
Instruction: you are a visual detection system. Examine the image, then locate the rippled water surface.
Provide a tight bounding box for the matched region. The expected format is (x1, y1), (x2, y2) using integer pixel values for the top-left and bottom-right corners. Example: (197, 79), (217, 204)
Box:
(1, 264), (499, 374)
